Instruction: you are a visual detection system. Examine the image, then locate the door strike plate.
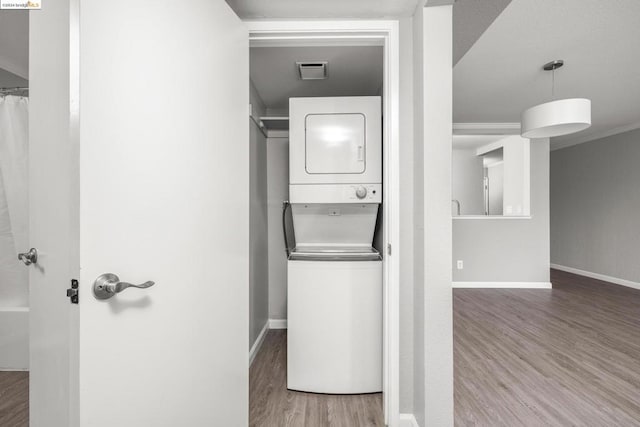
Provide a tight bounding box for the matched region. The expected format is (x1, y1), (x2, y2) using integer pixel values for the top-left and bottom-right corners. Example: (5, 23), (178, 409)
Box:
(67, 279), (79, 304)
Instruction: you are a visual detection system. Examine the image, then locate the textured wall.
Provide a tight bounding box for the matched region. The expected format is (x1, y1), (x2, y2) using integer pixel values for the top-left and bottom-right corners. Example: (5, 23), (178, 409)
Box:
(414, 5), (455, 426)
(551, 128), (640, 284)
(266, 137), (289, 320)
(398, 16), (415, 414)
(249, 81), (269, 347)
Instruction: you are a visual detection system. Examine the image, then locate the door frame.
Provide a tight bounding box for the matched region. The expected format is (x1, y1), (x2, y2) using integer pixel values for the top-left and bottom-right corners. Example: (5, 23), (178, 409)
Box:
(245, 20), (401, 426)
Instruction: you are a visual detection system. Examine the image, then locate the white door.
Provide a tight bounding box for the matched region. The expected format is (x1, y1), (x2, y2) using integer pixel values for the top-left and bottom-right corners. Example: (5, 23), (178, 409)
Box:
(29, 1), (249, 426)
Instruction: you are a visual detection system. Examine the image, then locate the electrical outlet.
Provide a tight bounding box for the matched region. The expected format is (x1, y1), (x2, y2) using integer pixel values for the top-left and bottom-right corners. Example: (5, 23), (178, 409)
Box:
(456, 260), (464, 270)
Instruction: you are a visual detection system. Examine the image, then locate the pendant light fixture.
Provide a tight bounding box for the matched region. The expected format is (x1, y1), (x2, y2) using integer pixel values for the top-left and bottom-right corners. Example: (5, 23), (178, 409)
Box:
(521, 60), (591, 139)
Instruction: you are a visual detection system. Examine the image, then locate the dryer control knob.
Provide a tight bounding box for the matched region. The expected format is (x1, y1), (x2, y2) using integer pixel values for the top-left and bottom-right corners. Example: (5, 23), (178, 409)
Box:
(355, 186), (367, 199)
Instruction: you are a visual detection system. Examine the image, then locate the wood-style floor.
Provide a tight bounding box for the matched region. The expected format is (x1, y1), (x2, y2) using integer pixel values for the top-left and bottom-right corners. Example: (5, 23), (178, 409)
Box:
(0, 371), (28, 427)
(3, 270), (640, 426)
(250, 329), (384, 427)
(455, 269), (640, 426)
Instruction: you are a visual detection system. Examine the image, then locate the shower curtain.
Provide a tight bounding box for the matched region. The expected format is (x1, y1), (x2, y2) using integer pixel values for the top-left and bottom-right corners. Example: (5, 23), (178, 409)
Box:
(0, 95), (29, 307)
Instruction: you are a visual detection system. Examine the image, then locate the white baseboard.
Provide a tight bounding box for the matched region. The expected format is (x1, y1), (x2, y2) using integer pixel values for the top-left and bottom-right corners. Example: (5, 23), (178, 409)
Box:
(269, 318), (288, 329)
(249, 321), (269, 366)
(550, 264), (640, 290)
(399, 413), (419, 427)
(452, 281), (552, 289)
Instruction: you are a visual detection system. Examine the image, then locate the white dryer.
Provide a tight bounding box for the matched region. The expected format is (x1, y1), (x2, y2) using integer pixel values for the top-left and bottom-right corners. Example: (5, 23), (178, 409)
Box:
(289, 96), (382, 204)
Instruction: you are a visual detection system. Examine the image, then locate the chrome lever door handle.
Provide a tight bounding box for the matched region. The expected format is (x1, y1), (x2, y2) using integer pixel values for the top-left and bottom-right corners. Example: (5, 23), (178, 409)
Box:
(93, 273), (155, 300)
(18, 248), (38, 266)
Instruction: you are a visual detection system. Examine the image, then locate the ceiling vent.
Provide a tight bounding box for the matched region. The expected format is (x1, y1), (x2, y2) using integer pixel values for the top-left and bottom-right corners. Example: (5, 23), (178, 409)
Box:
(296, 61), (328, 80)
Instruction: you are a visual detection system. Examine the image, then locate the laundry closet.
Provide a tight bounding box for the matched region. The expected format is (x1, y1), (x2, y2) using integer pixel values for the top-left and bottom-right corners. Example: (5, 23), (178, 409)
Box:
(248, 42), (386, 398)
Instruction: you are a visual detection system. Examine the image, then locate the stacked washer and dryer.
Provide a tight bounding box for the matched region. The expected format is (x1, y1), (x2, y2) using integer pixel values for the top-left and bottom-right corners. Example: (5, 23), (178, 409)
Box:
(286, 96), (382, 394)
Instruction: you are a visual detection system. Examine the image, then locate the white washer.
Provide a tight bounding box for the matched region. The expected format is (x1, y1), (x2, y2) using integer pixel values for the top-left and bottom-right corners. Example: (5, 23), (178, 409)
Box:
(287, 260), (382, 394)
(286, 202), (382, 393)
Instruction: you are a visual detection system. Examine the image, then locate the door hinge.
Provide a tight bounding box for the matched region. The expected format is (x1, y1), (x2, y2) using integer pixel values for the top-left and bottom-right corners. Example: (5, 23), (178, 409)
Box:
(67, 279), (79, 304)
(387, 243), (392, 256)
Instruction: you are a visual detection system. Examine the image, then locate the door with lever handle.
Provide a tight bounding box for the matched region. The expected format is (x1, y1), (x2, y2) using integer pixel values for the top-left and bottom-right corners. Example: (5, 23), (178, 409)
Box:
(18, 248), (38, 265)
(93, 273), (155, 300)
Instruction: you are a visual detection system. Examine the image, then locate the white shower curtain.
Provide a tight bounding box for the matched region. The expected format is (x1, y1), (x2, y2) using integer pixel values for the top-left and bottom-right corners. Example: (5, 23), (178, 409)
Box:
(0, 95), (29, 307)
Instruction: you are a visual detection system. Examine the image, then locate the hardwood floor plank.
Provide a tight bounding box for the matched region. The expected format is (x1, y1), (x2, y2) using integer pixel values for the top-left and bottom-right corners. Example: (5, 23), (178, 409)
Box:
(454, 269), (640, 426)
(0, 371), (28, 427)
(249, 330), (384, 427)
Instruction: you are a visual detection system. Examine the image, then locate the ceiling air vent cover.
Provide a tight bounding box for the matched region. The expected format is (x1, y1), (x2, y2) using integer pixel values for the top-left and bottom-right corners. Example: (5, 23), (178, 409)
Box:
(296, 61), (328, 80)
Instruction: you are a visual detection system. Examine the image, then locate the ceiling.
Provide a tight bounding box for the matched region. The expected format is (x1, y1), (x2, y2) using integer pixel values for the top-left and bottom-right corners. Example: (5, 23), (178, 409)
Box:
(230, 0), (503, 64)
(7, 1), (632, 150)
(250, 46), (384, 113)
(226, 0), (420, 19)
(453, 0), (640, 149)
(453, 0), (512, 65)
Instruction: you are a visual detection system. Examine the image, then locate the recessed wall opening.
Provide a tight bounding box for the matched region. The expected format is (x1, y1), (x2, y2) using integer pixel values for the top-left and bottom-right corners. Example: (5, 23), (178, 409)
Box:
(247, 34), (392, 424)
(452, 134), (531, 218)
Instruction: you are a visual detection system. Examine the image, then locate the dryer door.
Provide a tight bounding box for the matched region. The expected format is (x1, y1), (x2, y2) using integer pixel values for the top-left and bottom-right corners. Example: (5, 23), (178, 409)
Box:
(289, 96), (381, 185)
(305, 113), (365, 174)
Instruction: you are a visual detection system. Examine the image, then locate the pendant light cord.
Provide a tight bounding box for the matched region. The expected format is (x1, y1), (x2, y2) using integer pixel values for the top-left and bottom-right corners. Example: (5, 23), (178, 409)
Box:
(544, 59), (563, 100)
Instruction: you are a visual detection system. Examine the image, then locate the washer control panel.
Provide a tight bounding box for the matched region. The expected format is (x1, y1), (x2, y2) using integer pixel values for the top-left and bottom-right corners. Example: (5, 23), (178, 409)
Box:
(347, 184), (379, 201)
(289, 183), (382, 203)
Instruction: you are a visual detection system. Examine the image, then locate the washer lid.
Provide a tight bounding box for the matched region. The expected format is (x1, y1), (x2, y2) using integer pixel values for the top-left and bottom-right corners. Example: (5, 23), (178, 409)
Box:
(289, 246), (381, 261)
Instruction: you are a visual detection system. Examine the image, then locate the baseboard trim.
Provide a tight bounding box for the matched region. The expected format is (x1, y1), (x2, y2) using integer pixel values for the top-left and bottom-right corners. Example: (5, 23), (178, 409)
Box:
(550, 264), (640, 290)
(249, 321), (269, 366)
(399, 413), (419, 427)
(452, 281), (552, 289)
(268, 318), (288, 329)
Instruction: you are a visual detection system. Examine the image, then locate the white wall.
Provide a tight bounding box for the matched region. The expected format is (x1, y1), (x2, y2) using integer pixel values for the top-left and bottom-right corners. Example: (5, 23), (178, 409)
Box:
(411, 8), (426, 422)
(453, 139), (550, 283)
(451, 148), (484, 215)
(501, 136), (530, 216)
(249, 81), (269, 347)
(398, 16), (415, 415)
(413, 4), (454, 426)
(551, 128), (640, 285)
(266, 136), (289, 321)
(487, 163), (503, 215)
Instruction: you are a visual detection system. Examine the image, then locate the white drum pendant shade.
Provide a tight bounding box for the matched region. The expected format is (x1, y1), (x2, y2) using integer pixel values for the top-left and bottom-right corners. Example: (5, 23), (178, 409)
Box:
(521, 98), (591, 138)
